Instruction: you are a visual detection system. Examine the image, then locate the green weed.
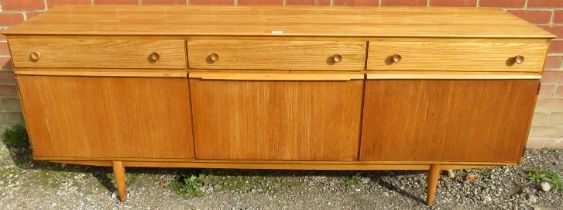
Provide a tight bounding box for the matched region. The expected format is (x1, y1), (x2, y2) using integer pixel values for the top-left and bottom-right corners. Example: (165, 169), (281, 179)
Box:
(2, 124), (29, 149)
(529, 168), (563, 192)
(171, 174), (204, 197)
(343, 175), (361, 187)
(2, 124), (32, 166)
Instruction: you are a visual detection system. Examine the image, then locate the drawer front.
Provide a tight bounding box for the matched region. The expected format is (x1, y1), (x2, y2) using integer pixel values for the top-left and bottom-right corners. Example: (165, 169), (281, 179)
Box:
(9, 37), (186, 69)
(367, 39), (548, 72)
(187, 40), (366, 71)
(190, 78), (363, 161)
(18, 76), (194, 159)
(360, 79), (538, 162)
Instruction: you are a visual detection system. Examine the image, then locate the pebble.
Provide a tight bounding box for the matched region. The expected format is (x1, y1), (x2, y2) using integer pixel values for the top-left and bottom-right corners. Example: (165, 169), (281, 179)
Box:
(446, 170), (455, 178)
(527, 195), (537, 203)
(483, 195), (492, 203)
(540, 182), (551, 192)
(0, 148), (561, 209)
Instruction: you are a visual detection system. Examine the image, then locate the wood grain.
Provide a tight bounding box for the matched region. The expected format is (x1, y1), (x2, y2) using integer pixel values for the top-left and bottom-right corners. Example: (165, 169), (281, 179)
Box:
(3, 6), (553, 38)
(112, 161), (127, 202)
(426, 164), (441, 206)
(360, 79), (539, 162)
(17, 75), (194, 159)
(189, 71), (364, 80)
(52, 160), (516, 170)
(8, 37), (186, 69)
(14, 68), (187, 77)
(187, 39), (366, 71)
(367, 38), (549, 72)
(190, 79), (363, 161)
(366, 71), (542, 80)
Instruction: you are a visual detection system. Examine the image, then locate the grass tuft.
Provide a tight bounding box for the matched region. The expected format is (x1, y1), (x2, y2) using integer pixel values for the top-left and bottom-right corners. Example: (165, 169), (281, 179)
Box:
(2, 124), (32, 167)
(529, 168), (563, 192)
(2, 124), (29, 149)
(171, 174), (204, 197)
(343, 175), (361, 187)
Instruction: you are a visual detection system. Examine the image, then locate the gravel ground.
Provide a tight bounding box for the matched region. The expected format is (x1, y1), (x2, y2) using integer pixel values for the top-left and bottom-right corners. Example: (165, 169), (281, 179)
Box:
(0, 140), (561, 209)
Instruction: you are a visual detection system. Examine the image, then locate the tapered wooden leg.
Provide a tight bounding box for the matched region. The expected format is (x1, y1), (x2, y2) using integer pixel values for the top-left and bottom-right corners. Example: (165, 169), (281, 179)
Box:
(426, 164), (441, 206)
(112, 161), (126, 202)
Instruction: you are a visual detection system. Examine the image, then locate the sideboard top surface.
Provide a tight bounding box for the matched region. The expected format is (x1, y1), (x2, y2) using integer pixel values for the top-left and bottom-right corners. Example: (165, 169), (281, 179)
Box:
(3, 5), (554, 38)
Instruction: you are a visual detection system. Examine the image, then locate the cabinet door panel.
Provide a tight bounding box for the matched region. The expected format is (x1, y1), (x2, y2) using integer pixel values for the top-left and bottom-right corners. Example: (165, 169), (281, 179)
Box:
(18, 76), (194, 159)
(190, 79), (363, 161)
(360, 79), (538, 162)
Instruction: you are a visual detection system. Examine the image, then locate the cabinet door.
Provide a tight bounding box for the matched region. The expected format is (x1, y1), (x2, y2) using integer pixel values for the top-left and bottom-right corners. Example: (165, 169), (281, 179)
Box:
(190, 79), (363, 161)
(18, 76), (194, 159)
(360, 79), (539, 162)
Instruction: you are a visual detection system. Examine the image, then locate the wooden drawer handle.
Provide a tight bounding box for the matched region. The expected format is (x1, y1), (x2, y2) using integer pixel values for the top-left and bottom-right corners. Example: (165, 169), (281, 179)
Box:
(514, 55), (525, 64)
(148, 52), (160, 63)
(507, 55), (525, 66)
(385, 54), (402, 65)
(207, 53), (219, 63)
(331, 54), (343, 63)
(29, 51), (40, 62)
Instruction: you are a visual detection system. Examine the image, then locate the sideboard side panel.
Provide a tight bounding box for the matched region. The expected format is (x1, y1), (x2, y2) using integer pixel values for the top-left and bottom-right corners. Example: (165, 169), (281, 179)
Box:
(17, 76), (195, 159)
(190, 79), (363, 161)
(360, 79), (539, 162)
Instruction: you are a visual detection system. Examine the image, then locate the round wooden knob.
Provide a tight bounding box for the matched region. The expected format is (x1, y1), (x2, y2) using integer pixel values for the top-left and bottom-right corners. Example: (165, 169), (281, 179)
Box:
(514, 55), (525, 64)
(391, 54), (402, 63)
(29, 51), (40, 62)
(331, 54), (343, 63)
(208, 53), (219, 63)
(148, 52), (160, 63)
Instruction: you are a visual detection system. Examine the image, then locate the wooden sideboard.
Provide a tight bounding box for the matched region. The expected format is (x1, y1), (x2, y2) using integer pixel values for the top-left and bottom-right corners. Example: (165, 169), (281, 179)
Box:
(3, 5), (553, 205)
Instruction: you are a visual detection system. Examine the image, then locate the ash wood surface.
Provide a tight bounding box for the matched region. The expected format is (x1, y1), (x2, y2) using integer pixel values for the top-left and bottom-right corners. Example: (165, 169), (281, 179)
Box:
(187, 40), (366, 71)
(112, 161), (127, 202)
(3, 6), (553, 38)
(367, 38), (548, 72)
(189, 71), (364, 80)
(53, 159), (515, 169)
(366, 71), (542, 80)
(190, 79), (363, 161)
(426, 165), (441, 206)
(14, 68), (187, 78)
(8, 37), (186, 69)
(17, 76), (194, 159)
(360, 79), (539, 162)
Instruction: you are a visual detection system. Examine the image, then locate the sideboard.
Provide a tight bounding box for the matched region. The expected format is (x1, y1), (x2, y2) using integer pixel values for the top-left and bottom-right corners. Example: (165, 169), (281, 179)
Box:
(3, 5), (554, 205)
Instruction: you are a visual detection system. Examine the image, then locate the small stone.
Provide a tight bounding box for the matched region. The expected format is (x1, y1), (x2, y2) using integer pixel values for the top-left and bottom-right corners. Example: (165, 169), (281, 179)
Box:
(527, 195), (537, 203)
(540, 182), (551, 192)
(446, 170), (455, 178)
(111, 191), (117, 199)
(483, 195), (492, 203)
(360, 177), (370, 184)
(466, 174), (479, 181)
(383, 192), (390, 197)
(355, 188), (361, 192)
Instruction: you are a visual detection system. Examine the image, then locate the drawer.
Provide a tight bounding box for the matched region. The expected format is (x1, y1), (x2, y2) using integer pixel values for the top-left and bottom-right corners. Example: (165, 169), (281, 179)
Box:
(367, 39), (548, 72)
(187, 40), (366, 71)
(8, 37), (186, 69)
